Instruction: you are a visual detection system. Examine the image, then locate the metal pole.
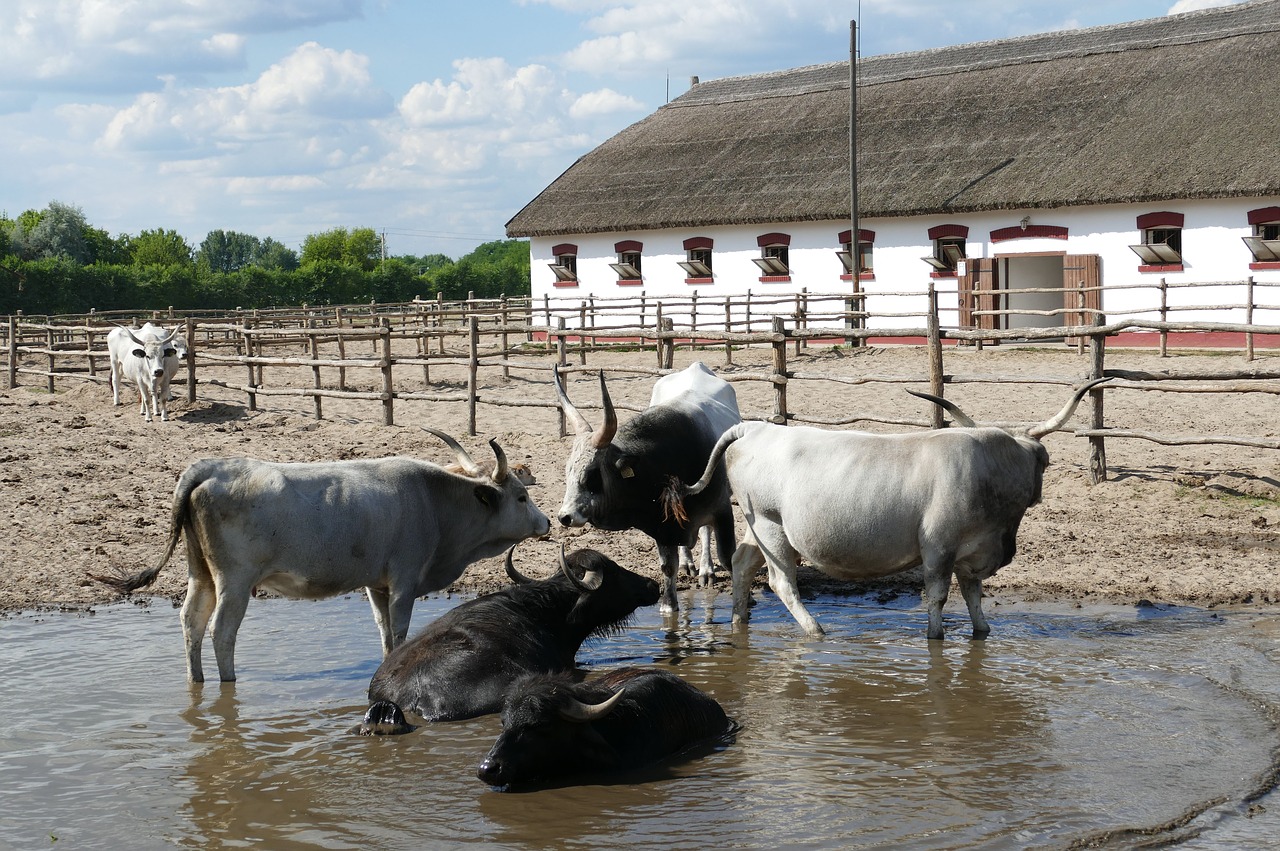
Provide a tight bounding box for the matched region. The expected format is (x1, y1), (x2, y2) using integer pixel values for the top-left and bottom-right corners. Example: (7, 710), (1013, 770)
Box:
(849, 19), (863, 346)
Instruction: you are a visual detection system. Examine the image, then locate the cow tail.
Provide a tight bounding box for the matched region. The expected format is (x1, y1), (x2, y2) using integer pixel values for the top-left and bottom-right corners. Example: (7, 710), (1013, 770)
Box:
(88, 465), (200, 594)
(658, 424), (747, 526)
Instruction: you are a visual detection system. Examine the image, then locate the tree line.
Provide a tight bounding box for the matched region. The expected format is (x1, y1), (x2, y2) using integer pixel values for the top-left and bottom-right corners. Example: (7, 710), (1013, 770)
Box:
(0, 200), (530, 316)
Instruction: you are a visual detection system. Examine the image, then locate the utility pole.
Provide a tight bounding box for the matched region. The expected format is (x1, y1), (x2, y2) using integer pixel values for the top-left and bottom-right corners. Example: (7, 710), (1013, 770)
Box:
(849, 18), (863, 344)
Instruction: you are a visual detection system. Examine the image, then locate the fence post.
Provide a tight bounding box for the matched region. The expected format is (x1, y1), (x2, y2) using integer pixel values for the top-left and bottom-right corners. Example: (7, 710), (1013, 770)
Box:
(927, 283), (945, 429)
(690, 290), (699, 356)
(85, 315), (97, 378)
(723, 296), (733, 366)
(1088, 313), (1108, 484)
(185, 317), (197, 405)
(555, 316), (567, 438)
(771, 316), (788, 425)
(661, 317), (674, 370)
(579, 300), (588, 366)
(1245, 275), (1255, 363)
(1159, 278), (1169, 357)
(655, 302), (664, 369)
(46, 327), (55, 394)
(308, 316), (323, 420)
(243, 318), (257, 412)
(501, 296), (511, 380)
(468, 315), (479, 436)
(381, 319), (394, 427)
(7, 314), (16, 389)
(544, 294), (552, 352)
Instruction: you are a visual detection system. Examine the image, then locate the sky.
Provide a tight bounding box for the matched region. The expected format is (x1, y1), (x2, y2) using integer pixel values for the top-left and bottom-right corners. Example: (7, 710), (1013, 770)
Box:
(0, 0), (1245, 259)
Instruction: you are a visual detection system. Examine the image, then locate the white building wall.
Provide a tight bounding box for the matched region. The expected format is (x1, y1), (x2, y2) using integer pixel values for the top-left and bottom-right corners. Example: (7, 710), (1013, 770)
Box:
(529, 195), (1280, 331)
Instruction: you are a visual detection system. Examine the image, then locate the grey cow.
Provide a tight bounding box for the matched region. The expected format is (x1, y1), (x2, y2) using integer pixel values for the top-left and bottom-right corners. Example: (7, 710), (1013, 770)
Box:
(91, 430), (551, 681)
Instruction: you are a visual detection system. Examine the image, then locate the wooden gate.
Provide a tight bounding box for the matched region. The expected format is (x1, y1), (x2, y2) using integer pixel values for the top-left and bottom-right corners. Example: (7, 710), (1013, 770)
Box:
(960, 257), (999, 342)
(1063, 254), (1102, 341)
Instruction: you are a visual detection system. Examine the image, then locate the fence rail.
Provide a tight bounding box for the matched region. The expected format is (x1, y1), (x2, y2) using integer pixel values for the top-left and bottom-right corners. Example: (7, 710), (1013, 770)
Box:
(5, 284), (1279, 483)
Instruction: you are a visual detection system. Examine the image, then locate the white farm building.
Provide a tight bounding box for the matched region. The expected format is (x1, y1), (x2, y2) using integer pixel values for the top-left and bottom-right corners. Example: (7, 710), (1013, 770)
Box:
(506, 0), (1280, 340)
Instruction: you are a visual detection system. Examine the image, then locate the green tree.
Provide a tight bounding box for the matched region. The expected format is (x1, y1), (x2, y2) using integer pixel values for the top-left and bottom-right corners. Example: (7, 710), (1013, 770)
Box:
(198, 229), (261, 273)
(13, 201), (90, 263)
(301, 226), (382, 272)
(253, 237), (299, 271)
(131, 229), (193, 267)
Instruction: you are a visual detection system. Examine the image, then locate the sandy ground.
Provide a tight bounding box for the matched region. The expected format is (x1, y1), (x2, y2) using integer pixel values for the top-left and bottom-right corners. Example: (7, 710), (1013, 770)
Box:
(2, 340), (1278, 618)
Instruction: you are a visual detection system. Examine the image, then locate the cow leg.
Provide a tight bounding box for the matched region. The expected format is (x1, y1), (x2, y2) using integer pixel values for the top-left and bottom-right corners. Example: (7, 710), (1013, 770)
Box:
(750, 521), (823, 636)
(366, 587), (396, 655)
(677, 546), (696, 577)
(921, 552), (956, 641)
(386, 590), (415, 651)
(957, 575), (990, 640)
(657, 543), (682, 615)
(209, 589), (250, 682)
(181, 574), (215, 683)
(694, 525), (714, 586)
(730, 540), (764, 627)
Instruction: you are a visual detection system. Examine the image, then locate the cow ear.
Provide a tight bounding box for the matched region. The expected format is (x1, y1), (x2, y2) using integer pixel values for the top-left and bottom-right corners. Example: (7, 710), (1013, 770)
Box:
(473, 484), (499, 508)
(132, 348), (146, 358)
(614, 455), (636, 479)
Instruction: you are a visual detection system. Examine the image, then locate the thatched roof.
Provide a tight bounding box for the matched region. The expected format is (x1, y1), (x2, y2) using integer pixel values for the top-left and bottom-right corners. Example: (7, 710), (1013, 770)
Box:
(507, 0), (1280, 238)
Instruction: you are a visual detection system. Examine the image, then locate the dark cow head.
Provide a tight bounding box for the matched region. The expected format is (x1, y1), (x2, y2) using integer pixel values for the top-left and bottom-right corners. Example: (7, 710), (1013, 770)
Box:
(477, 672), (625, 787)
(554, 367), (678, 535)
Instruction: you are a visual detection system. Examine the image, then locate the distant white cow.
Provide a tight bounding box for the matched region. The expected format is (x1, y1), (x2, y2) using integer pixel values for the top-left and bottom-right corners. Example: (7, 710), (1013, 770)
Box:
(139, 322), (188, 401)
(107, 324), (181, 421)
(669, 380), (1107, 640)
(90, 429), (552, 682)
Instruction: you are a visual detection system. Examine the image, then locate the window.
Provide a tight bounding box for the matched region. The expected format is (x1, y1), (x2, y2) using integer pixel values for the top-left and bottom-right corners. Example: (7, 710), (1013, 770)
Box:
(922, 224), (968, 276)
(753, 233), (791, 280)
(549, 242), (578, 285)
(837, 229), (874, 278)
(1129, 212), (1184, 271)
(679, 237), (714, 281)
(1244, 206), (1280, 267)
(609, 240), (642, 284)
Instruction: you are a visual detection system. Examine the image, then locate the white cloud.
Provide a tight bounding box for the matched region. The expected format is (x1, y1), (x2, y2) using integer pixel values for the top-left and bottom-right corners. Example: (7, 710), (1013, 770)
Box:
(0, 0), (363, 92)
(399, 59), (561, 128)
(570, 88), (644, 117)
(1167, 0), (1240, 12)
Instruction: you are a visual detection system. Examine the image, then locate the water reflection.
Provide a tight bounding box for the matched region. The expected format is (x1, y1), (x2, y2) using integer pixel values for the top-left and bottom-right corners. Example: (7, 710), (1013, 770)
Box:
(2, 596), (1280, 849)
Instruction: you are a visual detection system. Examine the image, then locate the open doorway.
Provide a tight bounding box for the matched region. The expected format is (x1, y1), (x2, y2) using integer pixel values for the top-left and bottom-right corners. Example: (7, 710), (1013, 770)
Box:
(960, 254), (1100, 336)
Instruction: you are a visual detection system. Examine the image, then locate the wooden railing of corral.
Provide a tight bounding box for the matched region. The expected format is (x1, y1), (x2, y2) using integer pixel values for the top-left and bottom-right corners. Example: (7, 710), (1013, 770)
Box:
(5, 284), (1279, 484)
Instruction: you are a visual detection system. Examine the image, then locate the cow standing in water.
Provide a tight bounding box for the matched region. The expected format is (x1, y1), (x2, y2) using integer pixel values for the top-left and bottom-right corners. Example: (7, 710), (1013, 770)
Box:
(357, 544), (659, 733)
(555, 361), (740, 614)
(668, 380), (1108, 640)
(91, 430), (551, 682)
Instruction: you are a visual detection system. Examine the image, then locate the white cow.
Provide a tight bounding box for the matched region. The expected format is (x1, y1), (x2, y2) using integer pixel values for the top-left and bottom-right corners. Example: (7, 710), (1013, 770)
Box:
(139, 322), (188, 401)
(90, 429), (552, 682)
(671, 380), (1107, 640)
(107, 324), (181, 421)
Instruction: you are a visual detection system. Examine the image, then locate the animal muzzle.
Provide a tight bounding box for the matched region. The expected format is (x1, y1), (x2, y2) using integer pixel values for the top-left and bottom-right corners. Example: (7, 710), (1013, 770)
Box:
(152, 369), (166, 378)
(477, 755), (510, 787)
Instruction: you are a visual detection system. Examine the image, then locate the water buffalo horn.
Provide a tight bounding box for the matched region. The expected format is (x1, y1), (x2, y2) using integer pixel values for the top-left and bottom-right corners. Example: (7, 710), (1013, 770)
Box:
(592, 371), (618, 449)
(1026, 377), (1110, 439)
(504, 544), (536, 585)
(487, 438), (509, 483)
(422, 427), (482, 476)
(558, 544), (603, 592)
(552, 365), (593, 436)
(558, 688), (624, 723)
(905, 388), (977, 428)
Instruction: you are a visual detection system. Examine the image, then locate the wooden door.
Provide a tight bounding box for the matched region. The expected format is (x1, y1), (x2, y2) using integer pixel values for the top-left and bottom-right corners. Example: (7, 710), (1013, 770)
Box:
(960, 257), (999, 341)
(1063, 254), (1102, 342)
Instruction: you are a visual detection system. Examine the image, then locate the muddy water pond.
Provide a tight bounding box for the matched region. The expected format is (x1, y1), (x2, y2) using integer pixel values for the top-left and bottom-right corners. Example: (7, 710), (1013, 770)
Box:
(3, 591), (1280, 849)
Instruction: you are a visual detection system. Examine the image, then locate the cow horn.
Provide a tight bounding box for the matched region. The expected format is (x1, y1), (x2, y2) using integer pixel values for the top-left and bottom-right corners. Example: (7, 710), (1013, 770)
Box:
(1026, 377), (1110, 439)
(905, 389), (977, 428)
(558, 544), (603, 592)
(592, 371), (617, 449)
(504, 544), (536, 585)
(423, 427), (482, 476)
(558, 689), (624, 723)
(156, 326), (177, 344)
(487, 438), (510, 483)
(553, 365), (593, 436)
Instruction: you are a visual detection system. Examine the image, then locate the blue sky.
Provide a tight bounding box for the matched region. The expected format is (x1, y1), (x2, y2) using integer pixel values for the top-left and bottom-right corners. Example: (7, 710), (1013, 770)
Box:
(0, 0), (1242, 259)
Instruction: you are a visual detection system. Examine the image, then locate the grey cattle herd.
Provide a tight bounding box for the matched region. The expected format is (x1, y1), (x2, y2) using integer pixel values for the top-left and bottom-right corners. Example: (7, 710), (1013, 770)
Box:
(91, 358), (1107, 789)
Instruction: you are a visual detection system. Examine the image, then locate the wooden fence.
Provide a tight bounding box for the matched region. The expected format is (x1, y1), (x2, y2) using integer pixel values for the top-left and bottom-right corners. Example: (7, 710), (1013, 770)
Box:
(4, 286), (1279, 484)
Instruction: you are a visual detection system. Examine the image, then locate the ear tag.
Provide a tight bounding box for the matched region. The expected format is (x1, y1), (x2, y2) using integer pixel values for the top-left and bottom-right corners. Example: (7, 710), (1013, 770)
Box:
(620, 465), (635, 479)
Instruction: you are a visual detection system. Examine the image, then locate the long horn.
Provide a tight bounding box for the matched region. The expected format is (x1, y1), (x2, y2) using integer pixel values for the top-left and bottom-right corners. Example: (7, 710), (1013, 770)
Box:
(592, 371), (617, 449)
(487, 438), (509, 483)
(157, 327), (177, 344)
(1026, 377), (1110, 439)
(423, 427), (481, 475)
(558, 688), (624, 723)
(559, 544), (602, 592)
(905, 388), (976, 428)
(553, 365), (593, 436)
(504, 544), (536, 585)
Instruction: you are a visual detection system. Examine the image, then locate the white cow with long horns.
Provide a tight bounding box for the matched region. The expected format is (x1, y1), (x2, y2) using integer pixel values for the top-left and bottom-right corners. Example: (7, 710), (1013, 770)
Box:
(666, 379), (1108, 640)
(106, 323), (181, 422)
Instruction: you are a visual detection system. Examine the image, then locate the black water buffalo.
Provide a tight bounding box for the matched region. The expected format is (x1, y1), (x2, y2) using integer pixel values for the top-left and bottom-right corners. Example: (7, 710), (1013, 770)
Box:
(477, 666), (734, 788)
(356, 545), (659, 733)
(555, 361), (741, 615)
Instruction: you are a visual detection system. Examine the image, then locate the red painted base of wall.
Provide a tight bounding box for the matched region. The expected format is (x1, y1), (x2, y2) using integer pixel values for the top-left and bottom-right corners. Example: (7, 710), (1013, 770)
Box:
(528, 331), (1280, 349)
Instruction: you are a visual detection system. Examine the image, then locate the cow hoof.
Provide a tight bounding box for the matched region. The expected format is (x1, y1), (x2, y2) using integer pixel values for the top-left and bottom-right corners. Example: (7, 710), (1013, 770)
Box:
(352, 700), (417, 736)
